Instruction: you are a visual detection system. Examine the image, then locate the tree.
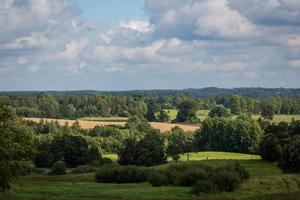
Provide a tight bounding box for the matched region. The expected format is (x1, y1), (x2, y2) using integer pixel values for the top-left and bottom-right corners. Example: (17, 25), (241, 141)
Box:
(208, 105), (231, 118)
(134, 130), (166, 166)
(175, 100), (199, 123)
(195, 117), (262, 153)
(63, 135), (89, 167)
(166, 127), (185, 161)
(278, 136), (300, 174)
(88, 146), (101, 162)
(260, 104), (275, 120)
(118, 138), (137, 165)
(37, 93), (60, 118)
(259, 134), (282, 162)
(145, 99), (158, 122)
(0, 105), (35, 190)
(157, 110), (170, 122)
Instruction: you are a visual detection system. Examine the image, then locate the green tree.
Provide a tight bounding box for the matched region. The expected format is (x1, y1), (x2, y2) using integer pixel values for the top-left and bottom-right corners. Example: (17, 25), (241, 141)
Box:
(260, 103), (275, 120)
(145, 99), (158, 122)
(278, 135), (300, 174)
(118, 138), (137, 165)
(0, 105), (35, 190)
(208, 105), (231, 118)
(63, 135), (89, 167)
(37, 93), (60, 118)
(157, 110), (170, 122)
(135, 130), (166, 166)
(166, 127), (185, 161)
(175, 100), (199, 123)
(259, 134), (282, 162)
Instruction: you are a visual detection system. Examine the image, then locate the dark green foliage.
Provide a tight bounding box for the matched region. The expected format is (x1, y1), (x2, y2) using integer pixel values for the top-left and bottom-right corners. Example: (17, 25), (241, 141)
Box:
(210, 170), (241, 192)
(157, 110), (170, 122)
(148, 171), (169, 187)
(49, 161), (66, 175)
(95, 165), (150, 183)
(134, 130), (166, 166)
(261, 103), (275, 120)
(63, 135), (90, 167)
(166, 128), (184, 161)
(100, 157), (113, 166)
(0, 105), (36, 191)
(175, 99), (200, 123)
(34, 139), (55, 168)
(70, 165), (98, 174)
(88, 146), (101, 162)
(289, 120), (300, 136)
(125, 116), (153, 134)
(208, 105), (231, 118)
(278, 136), (300, 174)
(176, 168), (208, 186)
(145, 99), (158, 122)
(148, 162), (248, 194)
(118, 138), (137, 165)
(259, 134), (282, 162)
(192, 180), (217, 194)
(195, 117), (263, 153)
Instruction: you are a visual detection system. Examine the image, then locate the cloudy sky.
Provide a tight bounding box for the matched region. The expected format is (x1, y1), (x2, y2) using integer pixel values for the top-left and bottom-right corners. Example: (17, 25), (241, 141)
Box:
(1, 0), (300, 91)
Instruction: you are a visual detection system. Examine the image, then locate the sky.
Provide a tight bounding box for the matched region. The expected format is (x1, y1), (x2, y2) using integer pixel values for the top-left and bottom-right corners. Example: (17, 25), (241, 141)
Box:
(0, 0), (300, 91)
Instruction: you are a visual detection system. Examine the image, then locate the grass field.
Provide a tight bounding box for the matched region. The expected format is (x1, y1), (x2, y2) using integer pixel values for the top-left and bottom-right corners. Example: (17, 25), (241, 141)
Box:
(2, 158), (299, 200)
(164, 109), (300, 122)
(80, 116), (128, 122)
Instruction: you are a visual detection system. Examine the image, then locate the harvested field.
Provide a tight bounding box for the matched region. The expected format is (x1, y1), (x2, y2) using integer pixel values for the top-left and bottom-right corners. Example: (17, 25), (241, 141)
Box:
(24, 118), (200, 132)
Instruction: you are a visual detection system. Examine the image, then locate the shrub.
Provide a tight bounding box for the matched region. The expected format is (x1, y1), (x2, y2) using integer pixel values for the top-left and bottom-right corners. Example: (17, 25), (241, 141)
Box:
(95, 165), (150, 183)
(100, 157), (114, 166)
(278, 136), (300, 174)
(210, 170), (241, 192)
(259, 134), (282, 162)
(70, 165), (97, 174)
(192, 180), (217, 195)
(49, 161), (66, 175)
(148, 171), (169, 187)
(175, 168), (208, 186)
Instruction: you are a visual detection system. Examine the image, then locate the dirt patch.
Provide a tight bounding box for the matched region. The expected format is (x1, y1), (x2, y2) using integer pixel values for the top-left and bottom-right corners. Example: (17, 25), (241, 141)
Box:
(24, 118), (200, 132)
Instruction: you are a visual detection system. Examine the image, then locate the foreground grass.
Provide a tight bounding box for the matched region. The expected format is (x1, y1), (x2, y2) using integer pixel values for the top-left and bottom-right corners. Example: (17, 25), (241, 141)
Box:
(2, 159), (299, 200)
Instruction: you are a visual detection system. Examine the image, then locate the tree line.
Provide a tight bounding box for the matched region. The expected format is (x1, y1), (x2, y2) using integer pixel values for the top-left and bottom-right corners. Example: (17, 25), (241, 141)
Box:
(1, 93), (300, 121)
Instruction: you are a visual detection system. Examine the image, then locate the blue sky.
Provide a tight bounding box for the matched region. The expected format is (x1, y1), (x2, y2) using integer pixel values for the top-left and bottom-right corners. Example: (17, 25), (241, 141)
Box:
(0, 0), (300, 90)
(72, 0), (148, 28)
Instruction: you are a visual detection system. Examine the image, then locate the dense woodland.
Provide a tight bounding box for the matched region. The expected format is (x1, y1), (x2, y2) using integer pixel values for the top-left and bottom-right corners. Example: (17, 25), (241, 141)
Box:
(1, 89), (300, 120)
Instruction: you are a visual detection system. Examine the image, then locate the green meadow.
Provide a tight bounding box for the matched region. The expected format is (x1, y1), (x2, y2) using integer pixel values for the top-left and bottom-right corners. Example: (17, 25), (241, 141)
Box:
(2, 152), (300, 200)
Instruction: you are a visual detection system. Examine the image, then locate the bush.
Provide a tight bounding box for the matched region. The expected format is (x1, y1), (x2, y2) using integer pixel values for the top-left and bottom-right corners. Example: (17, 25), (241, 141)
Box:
(70, 165), (97, 174)
(278, 136), (300, 174)
(259, 134), (282, 162)
(175, 168), (208, 186)
(148, 171), (169, 187)
(49, 161), (66, 175)
(100, 157), (114, 166)
(95, 165), (150, 183)
(210, 170), (241, 192)
(192, 180), (217, 195)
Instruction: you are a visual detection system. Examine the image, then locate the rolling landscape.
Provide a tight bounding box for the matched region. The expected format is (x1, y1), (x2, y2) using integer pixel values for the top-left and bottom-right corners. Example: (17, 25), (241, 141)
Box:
(1, 0), (300, 200)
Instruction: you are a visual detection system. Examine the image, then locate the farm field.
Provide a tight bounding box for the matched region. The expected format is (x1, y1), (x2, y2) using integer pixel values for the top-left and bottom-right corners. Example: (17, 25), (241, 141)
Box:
(164, 109), (300, 122)
(24, 118), (200, 132)
(2, 158), (299, 200)
(80, 116), (128, 122)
